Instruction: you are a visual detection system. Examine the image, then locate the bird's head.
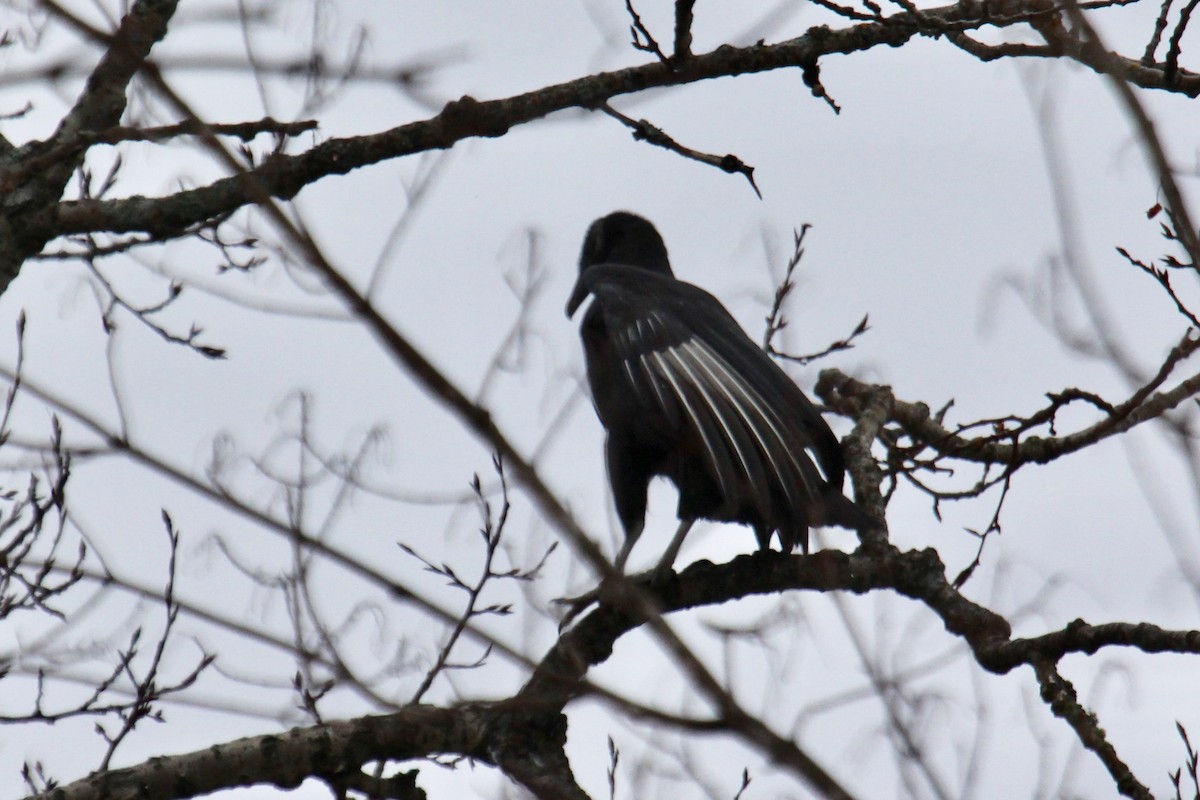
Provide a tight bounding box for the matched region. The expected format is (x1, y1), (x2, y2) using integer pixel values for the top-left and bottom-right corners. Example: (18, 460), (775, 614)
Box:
(568, 212), (674, 319)
(579, 211), (672, 276)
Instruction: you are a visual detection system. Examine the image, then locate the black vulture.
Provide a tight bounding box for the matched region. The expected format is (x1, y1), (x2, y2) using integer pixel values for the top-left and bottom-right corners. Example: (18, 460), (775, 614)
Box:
(567, 211), (867, 573)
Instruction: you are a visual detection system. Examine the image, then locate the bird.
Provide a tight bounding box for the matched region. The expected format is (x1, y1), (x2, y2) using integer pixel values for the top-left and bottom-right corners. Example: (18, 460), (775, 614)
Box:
(567, 211), (868, 574)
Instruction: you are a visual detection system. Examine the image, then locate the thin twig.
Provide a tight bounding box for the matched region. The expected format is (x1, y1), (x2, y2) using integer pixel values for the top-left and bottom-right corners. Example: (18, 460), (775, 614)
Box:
(600, 103), (762, 198)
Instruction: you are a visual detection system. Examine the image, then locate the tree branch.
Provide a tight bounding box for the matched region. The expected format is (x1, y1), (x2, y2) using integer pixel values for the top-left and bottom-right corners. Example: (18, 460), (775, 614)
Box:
(34, 0), (1195, 246)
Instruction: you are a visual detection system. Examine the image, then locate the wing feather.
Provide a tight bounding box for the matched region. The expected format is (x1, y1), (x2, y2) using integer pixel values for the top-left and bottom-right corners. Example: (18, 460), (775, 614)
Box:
(688, 336), (824, 501)
(667, 339), (774, 514)
(644, 348), (740, 501)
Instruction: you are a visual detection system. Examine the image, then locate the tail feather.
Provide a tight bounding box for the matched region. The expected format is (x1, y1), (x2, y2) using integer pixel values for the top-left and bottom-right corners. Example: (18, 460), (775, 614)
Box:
(822, 491), (874, 531)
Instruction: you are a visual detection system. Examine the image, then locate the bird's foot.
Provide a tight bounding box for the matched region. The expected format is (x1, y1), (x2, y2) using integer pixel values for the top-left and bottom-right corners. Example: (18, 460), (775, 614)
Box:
(553, 567), (671, 629)
(553, 585), (601, 630)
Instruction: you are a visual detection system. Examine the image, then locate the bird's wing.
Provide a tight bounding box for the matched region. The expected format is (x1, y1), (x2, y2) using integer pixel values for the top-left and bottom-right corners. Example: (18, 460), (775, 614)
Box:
(570, 265), (834, 518)
(682, 287), (846, 492)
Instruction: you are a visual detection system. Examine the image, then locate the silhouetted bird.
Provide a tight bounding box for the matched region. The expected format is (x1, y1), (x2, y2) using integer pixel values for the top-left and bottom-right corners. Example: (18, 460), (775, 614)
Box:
(567, 211), (867, 573)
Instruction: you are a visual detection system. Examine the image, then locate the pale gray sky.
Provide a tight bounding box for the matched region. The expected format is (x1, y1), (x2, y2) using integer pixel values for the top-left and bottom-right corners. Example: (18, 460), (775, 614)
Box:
(0, 2), (1197, 798)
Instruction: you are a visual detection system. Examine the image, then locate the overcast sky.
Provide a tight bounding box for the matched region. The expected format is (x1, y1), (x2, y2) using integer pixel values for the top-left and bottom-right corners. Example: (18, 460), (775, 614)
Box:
(1, 2), (1198, 798)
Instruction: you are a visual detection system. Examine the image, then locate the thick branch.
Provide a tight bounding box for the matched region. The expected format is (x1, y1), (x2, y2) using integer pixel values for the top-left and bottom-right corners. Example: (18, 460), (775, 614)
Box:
(817, 347), (1200, 468)
(29, 705), (491, 800)
(36, 0), (1193, 245)
(0, 0), (179, 283)
(41, 0), (179, 147)
(1033, 661), (1152, 799)
(527, 547), (1200, 728)
(34, 539), (1197, 800)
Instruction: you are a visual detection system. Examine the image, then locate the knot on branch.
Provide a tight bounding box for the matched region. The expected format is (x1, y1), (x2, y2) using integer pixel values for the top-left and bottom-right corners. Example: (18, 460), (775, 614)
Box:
(801, 60), (841, 114)
(438, 95), (511, 141)
(895, 546), (1014, 647)
(486, 704), (576, 790)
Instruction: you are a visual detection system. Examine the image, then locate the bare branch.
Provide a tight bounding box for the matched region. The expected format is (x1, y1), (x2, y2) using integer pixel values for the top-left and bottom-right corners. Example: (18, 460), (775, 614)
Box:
(624, 0), (670, 64)
(599, 103), (762, 198)
(1032, 661), (1152, 799)
(674, 0), (696, 61)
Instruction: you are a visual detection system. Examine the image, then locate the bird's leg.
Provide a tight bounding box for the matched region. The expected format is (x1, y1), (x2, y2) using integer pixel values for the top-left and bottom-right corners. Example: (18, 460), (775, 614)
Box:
(613, 538), (635, 574)
(653, 518), (695, 580)
(612, 518), (644, 574)
(554, 522), (644, 629)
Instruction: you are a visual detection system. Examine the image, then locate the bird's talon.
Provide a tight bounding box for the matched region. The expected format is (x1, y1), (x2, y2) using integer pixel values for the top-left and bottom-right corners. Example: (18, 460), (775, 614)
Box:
(553, 586), (600, 630)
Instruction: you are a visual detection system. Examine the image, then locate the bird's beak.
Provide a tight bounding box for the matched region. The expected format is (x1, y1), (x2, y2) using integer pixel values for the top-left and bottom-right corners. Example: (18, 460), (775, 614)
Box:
(565, 277), (590, 319)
